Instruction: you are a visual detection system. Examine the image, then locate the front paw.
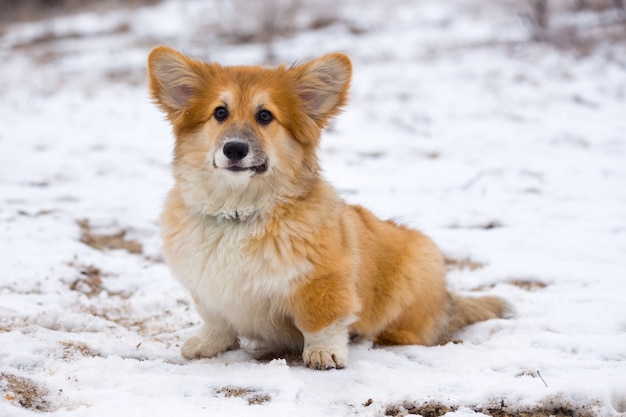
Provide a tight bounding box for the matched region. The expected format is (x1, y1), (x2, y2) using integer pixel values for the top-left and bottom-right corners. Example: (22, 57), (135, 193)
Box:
(301, 318), (351, 370)
(303, 346), (347, 370)
(181, 326), (238, 359)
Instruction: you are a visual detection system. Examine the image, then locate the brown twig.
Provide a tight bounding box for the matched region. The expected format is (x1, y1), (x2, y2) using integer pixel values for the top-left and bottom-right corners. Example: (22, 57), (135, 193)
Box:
(537, 370), (549, 387)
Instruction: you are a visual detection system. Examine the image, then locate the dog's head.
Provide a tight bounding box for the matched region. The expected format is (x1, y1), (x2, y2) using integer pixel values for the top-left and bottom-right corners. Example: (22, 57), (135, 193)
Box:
(148, 46), (351, 220)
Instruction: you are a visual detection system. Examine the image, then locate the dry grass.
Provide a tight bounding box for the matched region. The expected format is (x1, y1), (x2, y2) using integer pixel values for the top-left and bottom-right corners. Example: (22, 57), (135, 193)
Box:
(0, 0), (160, 24)
(215, 0), (342, 44)
(206, 0), (345, 62)
(517, 0), (626, 54)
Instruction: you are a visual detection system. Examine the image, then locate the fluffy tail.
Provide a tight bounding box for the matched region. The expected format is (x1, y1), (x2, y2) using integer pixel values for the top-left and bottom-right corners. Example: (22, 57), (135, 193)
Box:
(446, 294), (512, 336)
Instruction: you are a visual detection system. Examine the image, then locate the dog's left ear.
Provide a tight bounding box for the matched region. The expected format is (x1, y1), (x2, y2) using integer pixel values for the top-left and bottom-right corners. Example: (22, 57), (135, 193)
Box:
(292, 53), (352, 127)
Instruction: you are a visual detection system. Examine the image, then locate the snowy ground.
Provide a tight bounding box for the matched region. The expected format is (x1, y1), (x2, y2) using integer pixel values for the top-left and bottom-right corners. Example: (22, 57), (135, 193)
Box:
(1, 1), (625, 416)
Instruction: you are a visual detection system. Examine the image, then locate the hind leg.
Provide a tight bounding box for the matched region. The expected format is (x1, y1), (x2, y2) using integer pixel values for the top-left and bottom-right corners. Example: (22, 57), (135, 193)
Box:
(374, 297), (449, 346)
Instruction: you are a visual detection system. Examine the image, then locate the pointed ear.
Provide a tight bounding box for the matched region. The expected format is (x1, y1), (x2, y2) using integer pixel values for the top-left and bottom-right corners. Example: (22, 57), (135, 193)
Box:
(292, 53), (352, 127)
(147, 46), (205, 115)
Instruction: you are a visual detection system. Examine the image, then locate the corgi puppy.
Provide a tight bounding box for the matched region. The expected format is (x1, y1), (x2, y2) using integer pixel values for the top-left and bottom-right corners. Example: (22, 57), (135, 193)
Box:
(148, 46), (509, 370)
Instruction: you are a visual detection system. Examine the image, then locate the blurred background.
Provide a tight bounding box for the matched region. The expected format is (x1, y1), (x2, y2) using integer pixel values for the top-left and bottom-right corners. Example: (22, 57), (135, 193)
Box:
(1, 2), (625, 415)
(1, 0), (625, 92)
(2, 0), (625, 45)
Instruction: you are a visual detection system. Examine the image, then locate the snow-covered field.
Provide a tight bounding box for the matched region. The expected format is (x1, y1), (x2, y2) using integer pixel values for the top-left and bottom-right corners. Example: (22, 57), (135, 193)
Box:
(1, 1), (625, 416)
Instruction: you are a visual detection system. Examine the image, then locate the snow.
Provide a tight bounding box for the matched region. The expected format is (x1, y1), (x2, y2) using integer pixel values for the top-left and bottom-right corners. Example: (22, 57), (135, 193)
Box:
(1, 0), (625, 416)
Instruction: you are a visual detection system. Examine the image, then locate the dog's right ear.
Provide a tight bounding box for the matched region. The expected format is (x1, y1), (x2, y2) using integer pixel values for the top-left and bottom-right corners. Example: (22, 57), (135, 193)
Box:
(147, 46), (205, 116)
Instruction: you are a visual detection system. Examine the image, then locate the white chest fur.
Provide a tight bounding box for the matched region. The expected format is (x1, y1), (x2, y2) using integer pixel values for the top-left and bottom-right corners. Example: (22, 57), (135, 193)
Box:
(161, 203), (312, 344)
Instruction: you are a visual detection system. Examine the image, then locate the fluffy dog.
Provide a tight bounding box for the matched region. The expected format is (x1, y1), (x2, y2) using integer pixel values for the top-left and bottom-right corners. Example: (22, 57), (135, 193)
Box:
(147, 46), (509, 369)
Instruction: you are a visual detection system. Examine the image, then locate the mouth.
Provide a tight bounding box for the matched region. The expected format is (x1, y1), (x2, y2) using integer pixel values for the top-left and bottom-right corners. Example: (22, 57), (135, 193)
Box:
(222, 161), (268, 174)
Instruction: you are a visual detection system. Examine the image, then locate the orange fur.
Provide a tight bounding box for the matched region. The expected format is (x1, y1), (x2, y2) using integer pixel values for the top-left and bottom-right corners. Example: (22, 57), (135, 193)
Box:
(148, 46), (510, 370)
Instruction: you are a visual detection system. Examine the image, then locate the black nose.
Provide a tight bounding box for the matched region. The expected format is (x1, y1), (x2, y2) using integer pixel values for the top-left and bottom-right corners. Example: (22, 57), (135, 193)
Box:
(223, 141), (249, 161)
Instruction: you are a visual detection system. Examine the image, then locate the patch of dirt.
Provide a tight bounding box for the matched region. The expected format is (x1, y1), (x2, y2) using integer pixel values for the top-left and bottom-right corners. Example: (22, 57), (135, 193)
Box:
(66, 261), (146, 333)
(449, 220), (504, 230)
(0, 324), (12, 333)
(1, 373), (51, 412)
(65, 261), (180, 338)
(68, 262), (131, 298)
(380, 400), (596, 417)
(473, 279), (548, 292)
(254, 350), (304, 366)
(69, 264), (104, 297)
(509, 280), (547, 291)
(59, 340), (101, 360)
(385, 402), (455, 416)
(83, 301), (147, 334)
(215, 386), (271, 405)
(476, 403), (592, 417)
(78, 219), (143, 255)
(17, 209), (56, 217)
(445, 257), (486, 271)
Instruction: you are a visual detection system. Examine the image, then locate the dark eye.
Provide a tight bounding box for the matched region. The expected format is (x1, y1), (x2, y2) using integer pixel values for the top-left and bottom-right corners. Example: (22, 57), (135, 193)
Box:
(214, 106), (229, 122)
(256, 109), (273, 125)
